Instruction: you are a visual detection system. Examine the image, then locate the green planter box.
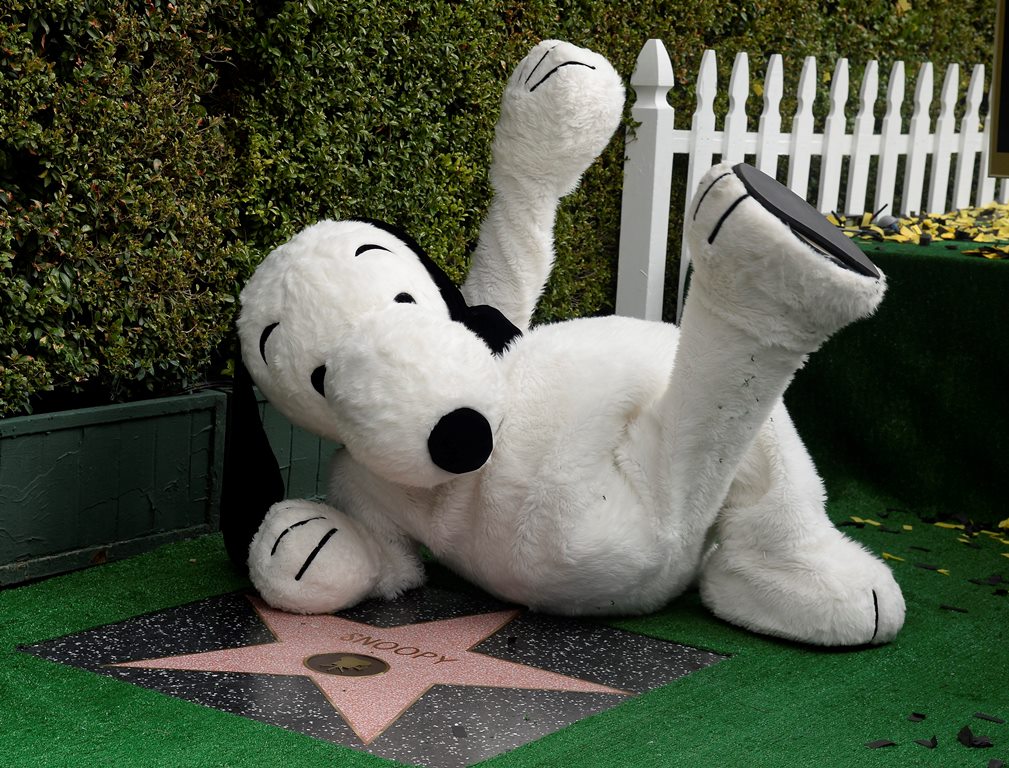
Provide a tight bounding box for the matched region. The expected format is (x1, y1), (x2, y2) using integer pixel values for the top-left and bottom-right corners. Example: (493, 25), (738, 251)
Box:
(0, 391), (227, 585)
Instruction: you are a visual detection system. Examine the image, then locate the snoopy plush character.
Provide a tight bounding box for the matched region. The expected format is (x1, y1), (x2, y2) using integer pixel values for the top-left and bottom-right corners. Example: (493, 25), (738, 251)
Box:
(228, 40), (905, 647)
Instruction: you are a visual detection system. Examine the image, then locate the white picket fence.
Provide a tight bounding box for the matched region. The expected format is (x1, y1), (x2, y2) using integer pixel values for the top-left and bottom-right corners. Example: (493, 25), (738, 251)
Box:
(616, 39), (1008, 322)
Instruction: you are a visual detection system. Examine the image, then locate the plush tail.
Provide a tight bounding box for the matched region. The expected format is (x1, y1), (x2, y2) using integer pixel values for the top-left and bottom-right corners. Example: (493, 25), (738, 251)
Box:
(219, 356), (285, 574)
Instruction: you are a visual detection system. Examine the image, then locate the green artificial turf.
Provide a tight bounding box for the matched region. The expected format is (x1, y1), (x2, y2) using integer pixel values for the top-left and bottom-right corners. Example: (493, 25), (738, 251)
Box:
(1, 477), (1006, 768)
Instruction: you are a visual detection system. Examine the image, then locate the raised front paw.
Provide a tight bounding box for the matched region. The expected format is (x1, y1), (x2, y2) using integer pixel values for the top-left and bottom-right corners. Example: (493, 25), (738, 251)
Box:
(248, 500), (383, 614)
(492, 40), (624, 195)
(699, 529), (906, 646)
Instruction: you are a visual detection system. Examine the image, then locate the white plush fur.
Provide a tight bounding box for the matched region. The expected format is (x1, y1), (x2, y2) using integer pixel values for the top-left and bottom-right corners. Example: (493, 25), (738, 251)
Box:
(236, 40), (905, 646)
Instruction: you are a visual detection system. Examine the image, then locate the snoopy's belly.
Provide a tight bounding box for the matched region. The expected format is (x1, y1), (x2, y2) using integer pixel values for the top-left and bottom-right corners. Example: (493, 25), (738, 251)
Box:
(441, 316), (700, 613)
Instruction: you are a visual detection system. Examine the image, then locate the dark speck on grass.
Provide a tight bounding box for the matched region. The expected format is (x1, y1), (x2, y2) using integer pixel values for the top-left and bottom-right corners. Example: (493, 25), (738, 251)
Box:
(865, 739), (897, 749)
(975, 712), (1006, 724)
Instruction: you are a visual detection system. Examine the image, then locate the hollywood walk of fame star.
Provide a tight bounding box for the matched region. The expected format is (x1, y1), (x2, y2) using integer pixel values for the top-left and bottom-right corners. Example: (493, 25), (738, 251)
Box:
(110, 595), (629, 744)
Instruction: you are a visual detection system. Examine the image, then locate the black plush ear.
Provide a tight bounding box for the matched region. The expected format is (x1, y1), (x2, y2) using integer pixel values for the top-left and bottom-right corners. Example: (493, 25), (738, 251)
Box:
(462, 304), (522, 356)
(220, 355), (285, 573)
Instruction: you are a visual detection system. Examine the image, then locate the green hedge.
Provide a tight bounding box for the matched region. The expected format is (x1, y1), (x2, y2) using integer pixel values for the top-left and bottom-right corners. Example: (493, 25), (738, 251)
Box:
(0, 0), (996, 416)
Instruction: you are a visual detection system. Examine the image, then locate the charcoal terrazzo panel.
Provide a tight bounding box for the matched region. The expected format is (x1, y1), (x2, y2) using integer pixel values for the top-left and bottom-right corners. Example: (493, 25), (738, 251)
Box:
(104, 667), (360, 744)
(22, 592), (274, 670)
(473, 612), (727, 693)
(369, 685), (625, 768)
(20, 588), (727, 768)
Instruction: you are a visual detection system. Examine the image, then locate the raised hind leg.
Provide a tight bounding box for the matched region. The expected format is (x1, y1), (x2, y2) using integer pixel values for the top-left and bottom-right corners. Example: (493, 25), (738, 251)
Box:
(645, 162), (888, 598)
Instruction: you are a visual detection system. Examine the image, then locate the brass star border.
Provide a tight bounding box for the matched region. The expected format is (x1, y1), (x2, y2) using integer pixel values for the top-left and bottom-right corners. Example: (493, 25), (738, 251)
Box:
(21, 588), (726, 767)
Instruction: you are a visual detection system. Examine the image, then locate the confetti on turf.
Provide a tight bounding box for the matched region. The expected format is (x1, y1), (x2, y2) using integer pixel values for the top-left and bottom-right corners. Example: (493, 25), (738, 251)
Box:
(915, 735), (939, 749)
(866, 739), (898, 749)
(902, 525), (913, 531)
(936, 522), (966, 530)
(829, 204), (1009, 255)
(882, 552), (905, 562)
(999, 518), (1009, 530)
(975, 713), (1006, 724)
(958, 725), (994, 748)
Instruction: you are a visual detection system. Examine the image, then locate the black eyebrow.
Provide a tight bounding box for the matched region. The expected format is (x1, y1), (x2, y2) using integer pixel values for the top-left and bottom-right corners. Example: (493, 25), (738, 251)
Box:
(355, 243), (392, 257)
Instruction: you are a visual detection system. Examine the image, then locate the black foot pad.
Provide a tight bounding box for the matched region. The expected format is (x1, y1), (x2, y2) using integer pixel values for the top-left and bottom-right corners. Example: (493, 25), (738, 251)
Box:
(733, 163), (880, 279)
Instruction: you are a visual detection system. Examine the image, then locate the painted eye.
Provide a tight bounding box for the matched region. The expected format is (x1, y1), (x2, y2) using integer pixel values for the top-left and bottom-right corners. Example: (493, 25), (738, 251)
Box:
(394, 292), (416, 304)
(311, 365), (327, 398)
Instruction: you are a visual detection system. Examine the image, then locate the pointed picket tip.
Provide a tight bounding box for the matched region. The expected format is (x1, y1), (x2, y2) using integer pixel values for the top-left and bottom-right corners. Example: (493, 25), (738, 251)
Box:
(695, 49), (718, 111)
(966, 63), (985, 109)
(884, 61), (905, 112)
(631, 38), (674, 88)
(764, 54), (784, 104)
(938, 63), (959, 111)
(796, 56), (817, 106)
(913, 61), (934, 106)
(859, 60), (879, 106)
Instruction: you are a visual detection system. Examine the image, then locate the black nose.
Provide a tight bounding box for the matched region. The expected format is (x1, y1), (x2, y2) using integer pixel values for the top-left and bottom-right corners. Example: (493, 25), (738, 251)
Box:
(428, 407), (493, 474)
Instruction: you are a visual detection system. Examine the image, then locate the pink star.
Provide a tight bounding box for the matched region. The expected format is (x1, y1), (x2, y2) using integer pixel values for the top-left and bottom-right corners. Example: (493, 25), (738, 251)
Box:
(112, 596), (628, 744)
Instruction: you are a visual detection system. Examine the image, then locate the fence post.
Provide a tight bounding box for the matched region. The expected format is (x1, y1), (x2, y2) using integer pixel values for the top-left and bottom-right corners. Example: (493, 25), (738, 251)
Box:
(616, 39), (675, 321)
(845, 60), (878, 215)
(903, 62), (933, 214)
(817, 58), (849, 212)
(675, 49), (718, 323)
(875, 60), (905, 216)
(787, 56), (817, 199)
(955, 64), (985, 208)
(928, 63), (959, 213)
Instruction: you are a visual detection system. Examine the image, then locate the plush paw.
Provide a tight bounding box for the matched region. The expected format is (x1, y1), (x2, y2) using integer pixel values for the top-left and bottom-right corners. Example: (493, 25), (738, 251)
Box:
(699, 529), (905, 646)
(687, 162), (887, 351)
(491, 40), (624, 195)
(248, 500), (382, 614)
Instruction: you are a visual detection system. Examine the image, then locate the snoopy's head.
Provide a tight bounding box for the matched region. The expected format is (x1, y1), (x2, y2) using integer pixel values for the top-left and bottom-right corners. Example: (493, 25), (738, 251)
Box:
(237, 219), (519, 488)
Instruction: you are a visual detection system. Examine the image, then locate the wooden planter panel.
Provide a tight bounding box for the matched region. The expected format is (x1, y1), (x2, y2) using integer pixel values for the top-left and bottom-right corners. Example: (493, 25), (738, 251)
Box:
(0, 392), (226, 584)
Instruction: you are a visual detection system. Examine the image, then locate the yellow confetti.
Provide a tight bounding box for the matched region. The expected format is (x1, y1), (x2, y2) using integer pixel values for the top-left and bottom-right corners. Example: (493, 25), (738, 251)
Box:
(902, 525), (913, 531)
(934, 522), (965, 530)
(1002, 552), (1009, 559)
(999, 518), (1009, 530)
(863, 519), (882, 527)
(937, 569), (950, 576)
(882, 552), (905, 562)
(851, 516), (865, 524)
